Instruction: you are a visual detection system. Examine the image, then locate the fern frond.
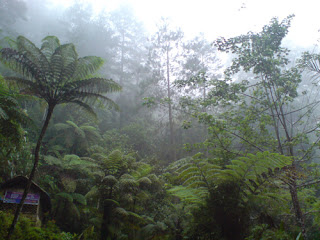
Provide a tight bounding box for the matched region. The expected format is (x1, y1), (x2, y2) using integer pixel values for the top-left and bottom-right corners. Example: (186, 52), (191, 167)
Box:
(66, 120), (86, 138)
(67, 100), (97, 119)
(119, 178), (138, 190)
(216, 152), (293, 196)
(56, 192), (73, 202)
(73, 56), (104, 79)
(85, 186), (99, 199)
(138, 177), (152, 185)
(127, 211), (144, 221)
(41, 36), (61, 59)
(102, 175), (118, 187)
(71, 193), (87, 205)
(168, 186), (206, 205)
(114, 207), (129, 217)
(61, 176), (77, 192)
(43, 155), (62, 166)
(104, 199), (120, 207)
(0, 48), (45, 82)
(54, 122), (71, 131)
(17, 35), (50, 73)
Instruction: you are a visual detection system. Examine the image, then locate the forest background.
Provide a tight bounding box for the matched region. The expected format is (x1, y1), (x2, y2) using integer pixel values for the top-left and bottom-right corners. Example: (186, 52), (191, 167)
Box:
(2, 0), (320, 239)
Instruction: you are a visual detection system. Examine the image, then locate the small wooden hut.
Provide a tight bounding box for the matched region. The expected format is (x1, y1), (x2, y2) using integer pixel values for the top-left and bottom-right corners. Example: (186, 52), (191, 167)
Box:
(0, 176), (51, 226)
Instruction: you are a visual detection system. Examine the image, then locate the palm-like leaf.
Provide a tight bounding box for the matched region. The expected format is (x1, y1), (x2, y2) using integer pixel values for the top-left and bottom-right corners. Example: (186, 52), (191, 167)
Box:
(41, 36), (61, 59)
(17, 36), (50, 73)
(0, 35), (121, 117)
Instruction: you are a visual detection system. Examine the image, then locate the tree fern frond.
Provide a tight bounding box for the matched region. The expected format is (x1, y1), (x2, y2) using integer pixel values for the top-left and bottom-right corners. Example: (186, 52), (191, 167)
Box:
(85, 186), (99, 199)
(104, 199), (120, 207)
(58, 43), (78, 67)
(216, 152), (293, 196)
(179, 167), (200, 179)
(0, 48), (45, 82)
(102, 175), (118, 187)
(147, 174), (160, 184)
(80, 125), (101, 139)
(64, 91), (119, 110)
(71, 193), (87, 205)
(17, 36), (50, 73)
(66, 78), (122, 93)
(66, 120), (85, 138)
(106, 150), (125, 171)
(0, 107), (8, 120)
(49, 45), (64, 83)
(183, 176), (203, 186)
(69, 202), (81, 220)
(114, 207), (129, 217)
(120, 173), (135, 180)
(56, 192), (73, 202)
(41, 36), (61, 59)
(138, 177), (152, 185)
(54, 122), (71, 131)
(119, 178), (138, 190)
(61, 176), (77, 192)
(126, 211), (144, 221)
(67, 100), (97, 119)
(43, 155), (62, 166)
(168, 186), (206, 205)
(73, 56), (104, 79)
(47, 145), (64, 158)
(64, 154), (82, 166)
(168, 157), (192, 170)
(59, 44), (78, 82)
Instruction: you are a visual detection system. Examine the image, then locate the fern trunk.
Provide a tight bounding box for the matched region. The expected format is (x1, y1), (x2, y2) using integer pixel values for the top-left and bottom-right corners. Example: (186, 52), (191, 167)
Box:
(6, 103), (55, 239)
(101, 201), (113, 240)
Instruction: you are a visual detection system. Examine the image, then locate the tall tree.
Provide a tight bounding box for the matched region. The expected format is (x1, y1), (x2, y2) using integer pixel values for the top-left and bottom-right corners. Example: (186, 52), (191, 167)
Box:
(208, 15), (318, 238)
(175, 34), (222, 156)
(177, 15), (320, 239)
(148, 18), (184, 162)
(0, 35), (121, 238)
(108, 5), (148, 128)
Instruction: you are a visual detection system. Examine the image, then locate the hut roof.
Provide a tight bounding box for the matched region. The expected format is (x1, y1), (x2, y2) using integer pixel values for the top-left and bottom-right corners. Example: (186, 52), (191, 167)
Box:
(0, 176), (51, 213)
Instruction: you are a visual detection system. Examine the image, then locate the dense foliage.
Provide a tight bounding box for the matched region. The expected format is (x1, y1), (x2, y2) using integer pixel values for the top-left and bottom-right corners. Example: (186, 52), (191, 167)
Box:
(1, 2), (320, 240)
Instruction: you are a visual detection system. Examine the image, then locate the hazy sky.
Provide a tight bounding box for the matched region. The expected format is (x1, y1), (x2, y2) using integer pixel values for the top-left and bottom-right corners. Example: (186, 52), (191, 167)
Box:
(49, 0), (320, 48)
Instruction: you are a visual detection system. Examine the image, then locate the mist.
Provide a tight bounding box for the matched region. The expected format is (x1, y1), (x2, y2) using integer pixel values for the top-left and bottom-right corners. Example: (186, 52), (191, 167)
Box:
(1, 0), (320, 239)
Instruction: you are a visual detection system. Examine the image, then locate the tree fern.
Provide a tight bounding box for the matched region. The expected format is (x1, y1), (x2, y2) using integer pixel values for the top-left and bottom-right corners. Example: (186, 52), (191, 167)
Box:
(85, 186), (99, 201)
(0, 35), (122, 236)
(168, 152), (292, 209)
(167, 186), (206, 206)
(167, 155), (220, 205)
(61, 176), (77, 192)
(216, 151), (293, 195)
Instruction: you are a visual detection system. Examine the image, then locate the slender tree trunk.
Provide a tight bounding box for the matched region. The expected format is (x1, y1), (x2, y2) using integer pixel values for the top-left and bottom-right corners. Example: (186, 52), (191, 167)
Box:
(267, 82), (307, 238)
(101, 189), (113, 240)
(166, 47), (176, 161)
(6, 103), (55, 239)
(119, 31), (125, 129)
(101, 202), (112, 240)
(289, 166), (307, 239)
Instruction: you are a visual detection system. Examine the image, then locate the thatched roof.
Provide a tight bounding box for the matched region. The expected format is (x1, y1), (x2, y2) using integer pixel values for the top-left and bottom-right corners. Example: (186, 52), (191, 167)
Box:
(0, 176), (51, 213)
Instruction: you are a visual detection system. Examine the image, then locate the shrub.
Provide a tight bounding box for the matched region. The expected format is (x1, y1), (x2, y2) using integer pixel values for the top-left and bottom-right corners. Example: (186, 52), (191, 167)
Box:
(0, 211), (74, 240)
